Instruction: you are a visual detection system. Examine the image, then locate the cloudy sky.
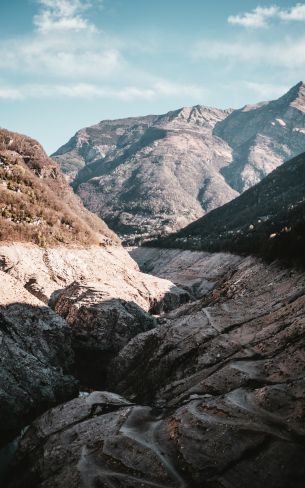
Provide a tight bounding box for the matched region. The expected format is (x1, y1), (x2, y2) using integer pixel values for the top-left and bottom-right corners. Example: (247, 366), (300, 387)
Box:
(1, 0), (305, 152)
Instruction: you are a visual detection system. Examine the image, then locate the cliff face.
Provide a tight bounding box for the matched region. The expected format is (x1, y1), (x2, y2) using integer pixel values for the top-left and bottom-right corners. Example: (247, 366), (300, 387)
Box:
(53, 82), (305, 239)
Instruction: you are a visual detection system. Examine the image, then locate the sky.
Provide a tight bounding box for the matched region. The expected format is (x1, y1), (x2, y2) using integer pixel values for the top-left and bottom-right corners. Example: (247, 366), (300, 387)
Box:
(1, 0), (305, 153)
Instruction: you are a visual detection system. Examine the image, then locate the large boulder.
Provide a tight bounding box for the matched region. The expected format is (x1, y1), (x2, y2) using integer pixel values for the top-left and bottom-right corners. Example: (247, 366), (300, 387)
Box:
(5, 386), (305, 488)
(52, 282), (157, 387)
(0, 272), (78, 448)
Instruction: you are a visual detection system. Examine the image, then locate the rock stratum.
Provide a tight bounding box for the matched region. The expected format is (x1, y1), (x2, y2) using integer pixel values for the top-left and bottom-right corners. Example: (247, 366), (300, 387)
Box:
(53, 82), (305, 240)
(5, 250), (305, 488)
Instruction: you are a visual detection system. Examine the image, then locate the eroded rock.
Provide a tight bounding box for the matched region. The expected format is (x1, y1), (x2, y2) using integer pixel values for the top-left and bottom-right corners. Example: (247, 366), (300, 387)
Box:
(0, 272), (78, 448)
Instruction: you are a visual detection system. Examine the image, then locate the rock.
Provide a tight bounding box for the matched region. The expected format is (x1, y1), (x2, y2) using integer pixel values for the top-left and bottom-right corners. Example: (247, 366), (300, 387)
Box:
(111, 257), (305, 406)
(52, 282), (157, 388)
(6, 384), (305, 487)
(52, 278), (189, 387)
(5, 253), (305, 487)
(0, 272), (78, 448)
(0, 244), (189, 313)
(129, 247), (243, 298)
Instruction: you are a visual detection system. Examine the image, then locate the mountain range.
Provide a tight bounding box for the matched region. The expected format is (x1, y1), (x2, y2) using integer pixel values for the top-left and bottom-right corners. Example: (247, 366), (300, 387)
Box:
(53, 81), (305, 240)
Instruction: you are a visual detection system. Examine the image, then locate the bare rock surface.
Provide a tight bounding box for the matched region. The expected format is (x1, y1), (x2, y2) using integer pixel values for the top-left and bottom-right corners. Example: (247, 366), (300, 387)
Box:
(129, 247), (243, 298)
(0, 243), (189, 390)
(0, 243), (188, 311)
(6, 253), (305, 487)
(0, 271), (78, 447)
(53, 82), (305, 239)
(52, 283), (157, 387)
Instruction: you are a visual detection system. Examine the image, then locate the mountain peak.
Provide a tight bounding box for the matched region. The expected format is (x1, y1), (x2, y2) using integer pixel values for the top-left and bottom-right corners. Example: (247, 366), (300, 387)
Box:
(277, 81), (305, 112)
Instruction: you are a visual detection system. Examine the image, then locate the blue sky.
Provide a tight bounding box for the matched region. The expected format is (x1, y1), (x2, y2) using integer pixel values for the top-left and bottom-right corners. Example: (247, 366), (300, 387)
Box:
(1, 0), (305, 153)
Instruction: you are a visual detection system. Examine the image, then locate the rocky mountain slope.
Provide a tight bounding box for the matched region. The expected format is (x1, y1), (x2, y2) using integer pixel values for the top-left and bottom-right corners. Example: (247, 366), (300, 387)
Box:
(53, 82), (305, 239)
(157, 150), (305, 266)
(0, 129), (118, 246)
(53, 107), (236, 240)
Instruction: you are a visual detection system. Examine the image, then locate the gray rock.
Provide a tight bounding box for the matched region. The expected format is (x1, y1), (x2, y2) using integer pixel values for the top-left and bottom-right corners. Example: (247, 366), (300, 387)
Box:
(6, 254), (305, 487)
(0, 302), (78, 447)
(52, 282), (157, 388)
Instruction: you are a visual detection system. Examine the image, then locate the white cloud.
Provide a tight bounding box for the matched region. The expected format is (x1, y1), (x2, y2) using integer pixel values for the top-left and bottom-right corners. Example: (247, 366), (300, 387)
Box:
(0, 38), (122, 80)
(0, 1), (129, 83)
(228, 3), (305, 28)
(194, 36), (305, 68)
(34, 0), (97, 33)
(228, 7), (278, 28)
(280, 3), (305, 20)
(0, 87), (23, 100)
(0, 0), (206, 104)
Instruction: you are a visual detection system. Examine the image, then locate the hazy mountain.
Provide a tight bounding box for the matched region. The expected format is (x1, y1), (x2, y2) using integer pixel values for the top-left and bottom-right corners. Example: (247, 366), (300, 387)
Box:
(53, 106), (236, 240)
(157, 150), (305, 265)
(53, 82), (305, 240)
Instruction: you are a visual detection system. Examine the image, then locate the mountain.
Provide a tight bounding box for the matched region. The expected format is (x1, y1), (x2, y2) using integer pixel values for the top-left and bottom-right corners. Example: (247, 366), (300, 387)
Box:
(53, 107), (236, 240)
(0, 128), (118, 246)
(215, 81), (305, 192)
(156, 150), (305, 265)
(53, 82), (305, 240)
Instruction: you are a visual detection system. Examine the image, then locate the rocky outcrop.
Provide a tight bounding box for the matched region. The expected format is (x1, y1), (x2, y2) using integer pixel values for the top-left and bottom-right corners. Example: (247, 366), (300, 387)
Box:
(7, 387), (305, 488)
(0, 244), (188, 311)
(52, 283), (156, 387)
(0, 243), (189, 390)
(111, 256), (305, 404)
(53, 82), (305, 239)
(6, 253), (305, 487)
(0, 271), (78, 448)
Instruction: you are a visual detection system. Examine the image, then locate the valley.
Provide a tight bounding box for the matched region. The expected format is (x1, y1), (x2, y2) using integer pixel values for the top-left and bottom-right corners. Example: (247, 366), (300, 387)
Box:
(1, 90), (305, 488)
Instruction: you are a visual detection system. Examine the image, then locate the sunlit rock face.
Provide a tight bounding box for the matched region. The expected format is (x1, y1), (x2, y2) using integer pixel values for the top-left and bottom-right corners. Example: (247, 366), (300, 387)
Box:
(53, 82), (305, 239)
